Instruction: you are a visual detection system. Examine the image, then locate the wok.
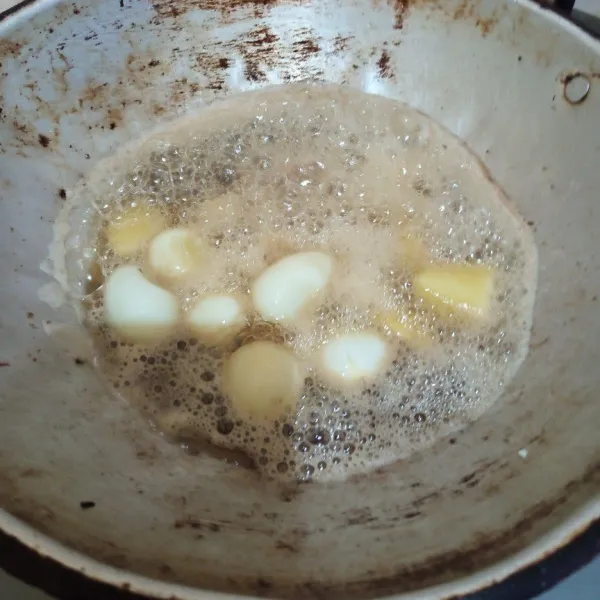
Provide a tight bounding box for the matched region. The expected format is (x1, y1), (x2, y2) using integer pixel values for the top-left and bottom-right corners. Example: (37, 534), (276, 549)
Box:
(0, 0), (599, 598)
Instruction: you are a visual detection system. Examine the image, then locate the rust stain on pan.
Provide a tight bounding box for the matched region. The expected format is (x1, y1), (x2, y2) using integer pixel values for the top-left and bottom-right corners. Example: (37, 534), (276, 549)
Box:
(0, 0), (451, 158)
(0, 0), (335, 151)
(151, 0), (304, 25)
(391, 0), (410, 29)
(387, 0), (501, 37)
(376, 50), (393, 78)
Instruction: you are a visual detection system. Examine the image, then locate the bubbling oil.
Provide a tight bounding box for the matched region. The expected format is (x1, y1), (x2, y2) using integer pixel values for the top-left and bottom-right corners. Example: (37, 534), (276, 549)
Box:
(69, 85), (537, 482)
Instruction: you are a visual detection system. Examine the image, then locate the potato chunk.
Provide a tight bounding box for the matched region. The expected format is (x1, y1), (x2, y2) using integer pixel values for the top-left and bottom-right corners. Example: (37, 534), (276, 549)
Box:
(105, 204), (166, 257)
(413, 264), (495, 321)
(377, 309), (433, 348)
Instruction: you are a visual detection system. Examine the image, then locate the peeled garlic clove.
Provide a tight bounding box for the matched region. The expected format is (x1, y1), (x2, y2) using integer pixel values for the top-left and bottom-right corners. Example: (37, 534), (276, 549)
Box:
(252, 251), (333, 322)
(321, 332), (388, 383)
(223, 341), (302, 420)
(413, 263), (495, 322)
(104, 265), (179, 342)
(105, 204), (166, 257)
(148, 228), (204, 281)
(186, 294), (245, 339)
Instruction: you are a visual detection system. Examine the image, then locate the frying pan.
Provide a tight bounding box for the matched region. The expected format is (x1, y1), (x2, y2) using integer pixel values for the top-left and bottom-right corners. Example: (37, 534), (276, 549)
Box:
(0, 0), (599, 598)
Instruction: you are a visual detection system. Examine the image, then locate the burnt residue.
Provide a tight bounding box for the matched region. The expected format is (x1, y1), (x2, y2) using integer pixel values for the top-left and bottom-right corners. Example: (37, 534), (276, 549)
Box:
(174, 517), (221, 532)
(475, 16), (498, 36)
(387, 0), (501, 37)
(0, 0), (339, 150)
(0, 460), (598, 600)
(342, 508), (377, 527)
(403, 511), (421, 519)
(530, 336), (549, 351)
(376, 50), (393, 79)
(8, 119), (38, 154)
(58, 187), (66, 200)
(135, 445), (159, 462)
(19, 468), (45, 478)
(2, 25), (187, 150)
(333, 35), (353, 52)
(275, 539), (299, 553)
(195, 52), (231, 90)
(0, 40), (22, 57)
(311, 463), (600, 600)
(79, 501), (96, 510)
(393, 0), (410, 29)
(170, 77), (195, 101)
(0, 362), (10, 367)
(257, 578), (274, 589)
(244, 59), (264, 82)
(163, 6), (324, 85)
(75, 76), (141, 130)
(456, 0), (502, 36)
(454, 459), (503, 492)
(151, 0), (281, 25)
(172, 431), (257, 470)
(13, 121), (28, 134)
(247, 26), (278, 46)
(453, 0), (477, 21)
(240, 25), (279, 83)
(460, 473), (477, 485)
(412, 490), (440, 508)
(293, 38), (320, 57)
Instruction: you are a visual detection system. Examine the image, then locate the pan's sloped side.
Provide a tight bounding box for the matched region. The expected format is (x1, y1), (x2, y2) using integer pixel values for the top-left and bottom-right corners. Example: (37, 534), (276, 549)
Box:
(0, 1), (598, 599)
